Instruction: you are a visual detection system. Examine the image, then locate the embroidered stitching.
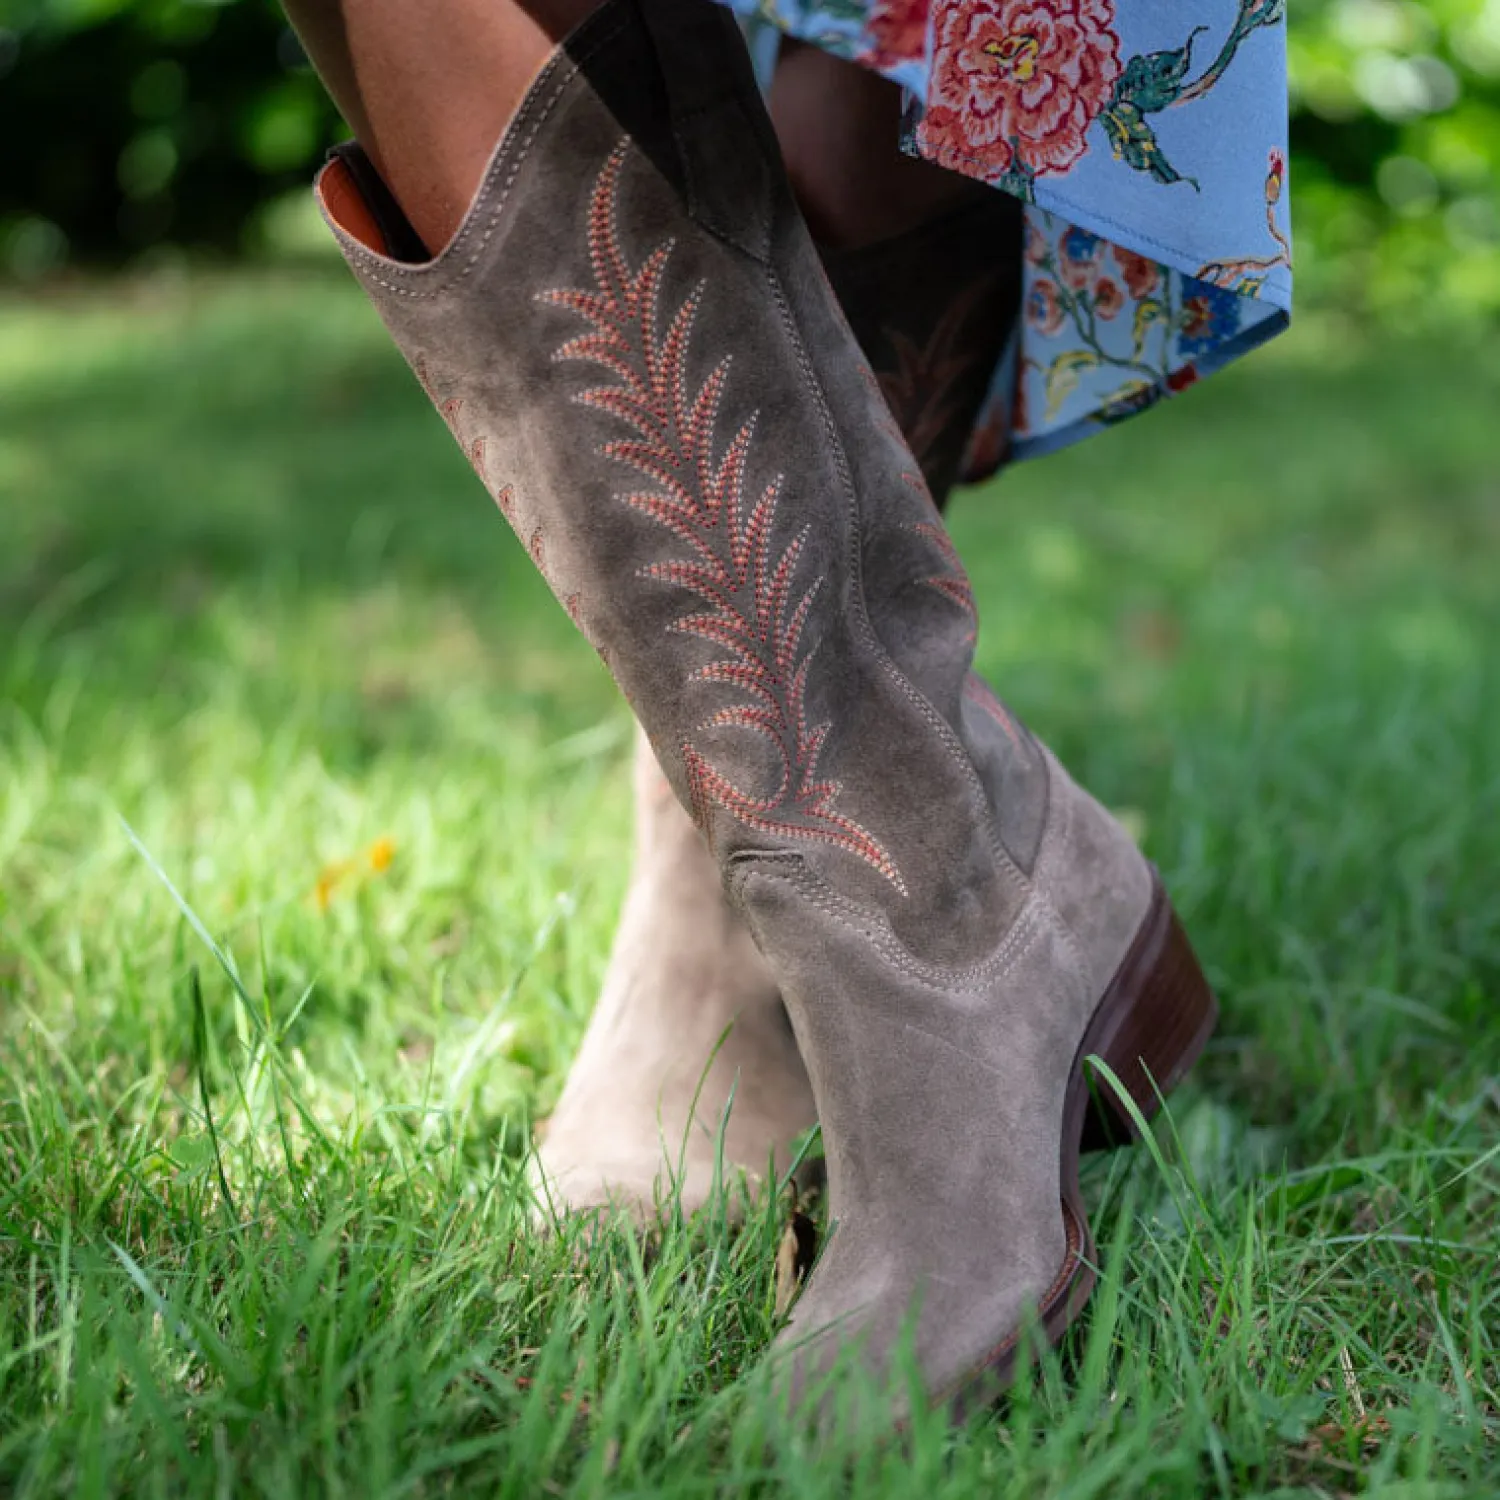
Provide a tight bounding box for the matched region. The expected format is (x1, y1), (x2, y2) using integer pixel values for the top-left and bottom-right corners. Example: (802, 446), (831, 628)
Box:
(417, 359), (523, 521)
(770, 248), (1028, 909)
(540, 141), (904, 892)
(730, 853), (1051, 994)
(736, 852), (1095, 1024)
(908, 519), (978, 636)
(875, 275), (999, 479)
(858, 364), (981, 635)
(962, 673), (1024, 752)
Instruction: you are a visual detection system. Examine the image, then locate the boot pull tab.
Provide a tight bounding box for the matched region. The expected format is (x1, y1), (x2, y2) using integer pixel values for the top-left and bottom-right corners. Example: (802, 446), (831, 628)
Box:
(636, 0), (779, 263)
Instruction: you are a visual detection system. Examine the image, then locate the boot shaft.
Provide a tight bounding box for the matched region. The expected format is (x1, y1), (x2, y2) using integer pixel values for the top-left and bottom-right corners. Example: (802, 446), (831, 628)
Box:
(313, 1), (1214, 1418)
(822, 192), (1023, 506)
(317, 0), (1043, 964)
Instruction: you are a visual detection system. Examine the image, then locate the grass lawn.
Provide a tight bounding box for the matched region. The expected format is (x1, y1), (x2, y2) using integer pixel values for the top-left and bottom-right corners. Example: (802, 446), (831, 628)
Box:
(1, 269), (1497, 1497)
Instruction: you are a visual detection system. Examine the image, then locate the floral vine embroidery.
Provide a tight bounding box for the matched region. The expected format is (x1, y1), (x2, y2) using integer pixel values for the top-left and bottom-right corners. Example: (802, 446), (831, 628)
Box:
(539, 141), (904, 892)
(906, 518), (977, 638)
(414, 357), (518, 515)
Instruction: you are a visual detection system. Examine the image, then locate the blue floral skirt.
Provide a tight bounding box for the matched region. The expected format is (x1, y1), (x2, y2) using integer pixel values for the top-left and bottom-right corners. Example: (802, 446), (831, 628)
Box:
(722, 0), (1291, 471)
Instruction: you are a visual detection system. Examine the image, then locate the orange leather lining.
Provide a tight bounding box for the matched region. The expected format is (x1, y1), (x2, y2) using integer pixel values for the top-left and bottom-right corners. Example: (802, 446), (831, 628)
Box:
(319, 157), (387, 254)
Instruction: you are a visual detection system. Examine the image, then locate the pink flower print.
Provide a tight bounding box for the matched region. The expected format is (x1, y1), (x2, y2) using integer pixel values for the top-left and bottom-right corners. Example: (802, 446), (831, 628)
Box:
(1112, 246), (1160, 299)
(861, 0), (930, 68)
(1093, 277), (1124, 319)
(1024, 219), (1049, 266)
(916, 0), (1122, 180)
(1026, 278), (1066, 335)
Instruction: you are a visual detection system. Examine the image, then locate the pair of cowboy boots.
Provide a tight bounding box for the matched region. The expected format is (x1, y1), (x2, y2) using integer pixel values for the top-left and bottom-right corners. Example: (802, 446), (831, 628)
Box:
(317, 0), (1216, 1417)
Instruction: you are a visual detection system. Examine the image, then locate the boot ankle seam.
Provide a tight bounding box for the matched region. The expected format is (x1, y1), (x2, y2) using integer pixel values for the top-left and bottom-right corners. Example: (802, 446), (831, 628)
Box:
(730, 855), (1064, 995)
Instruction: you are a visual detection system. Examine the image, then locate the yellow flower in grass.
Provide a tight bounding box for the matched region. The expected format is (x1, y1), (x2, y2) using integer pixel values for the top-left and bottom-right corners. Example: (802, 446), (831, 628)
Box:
(315, 837), (396, 910)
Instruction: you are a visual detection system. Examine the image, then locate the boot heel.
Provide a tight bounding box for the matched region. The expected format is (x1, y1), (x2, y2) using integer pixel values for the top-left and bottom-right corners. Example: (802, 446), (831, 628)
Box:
(1078, 881), (1218, 1151)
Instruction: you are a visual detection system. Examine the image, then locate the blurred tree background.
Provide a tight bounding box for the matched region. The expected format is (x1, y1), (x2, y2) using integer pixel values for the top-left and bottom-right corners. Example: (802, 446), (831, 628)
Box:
(2, 0), (1499, 319)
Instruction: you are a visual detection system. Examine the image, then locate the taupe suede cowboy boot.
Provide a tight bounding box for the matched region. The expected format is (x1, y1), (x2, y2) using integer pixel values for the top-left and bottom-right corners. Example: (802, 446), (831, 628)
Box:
(536, 191), (1024, 1219)
(535, 727), (816, 1217)
(316, 0), (1215, 1416)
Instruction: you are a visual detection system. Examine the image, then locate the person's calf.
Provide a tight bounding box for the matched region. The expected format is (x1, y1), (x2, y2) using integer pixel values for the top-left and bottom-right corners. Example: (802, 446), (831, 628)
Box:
(768, 37), (988, 253)
(282, 0), (604, 252)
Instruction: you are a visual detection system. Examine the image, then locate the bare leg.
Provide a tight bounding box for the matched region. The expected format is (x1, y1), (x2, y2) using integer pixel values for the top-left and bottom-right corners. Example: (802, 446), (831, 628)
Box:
(767, 38), (986, 250)
(283, 0), (603, 253)
(287, 1), (980, 256)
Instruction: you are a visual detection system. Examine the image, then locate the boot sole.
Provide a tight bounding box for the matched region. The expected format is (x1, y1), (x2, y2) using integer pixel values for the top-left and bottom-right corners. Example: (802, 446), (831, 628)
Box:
(945, 871), (1217, 1415)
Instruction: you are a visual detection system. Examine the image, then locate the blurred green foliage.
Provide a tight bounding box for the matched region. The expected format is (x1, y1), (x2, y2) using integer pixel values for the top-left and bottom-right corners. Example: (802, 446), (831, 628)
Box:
(2, 0), (1498, 318)
(1289, 0), (1500, 316)
(1, 0), (342, 270)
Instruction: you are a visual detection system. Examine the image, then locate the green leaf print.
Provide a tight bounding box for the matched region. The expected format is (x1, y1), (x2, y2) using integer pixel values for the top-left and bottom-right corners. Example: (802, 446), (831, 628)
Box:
(1044, 350), (1103, 419)
(811, 0), (871, 27)
(1105, 0), (1285, 189)
(991, 141), (1039, 204)
(1172, 0), (1287, 109)
(1131, 298), (1168, 359)
(1094, 380), (1163, 426)
(1099, 103), (1195, 189)
(1113, 28), (1208, 112)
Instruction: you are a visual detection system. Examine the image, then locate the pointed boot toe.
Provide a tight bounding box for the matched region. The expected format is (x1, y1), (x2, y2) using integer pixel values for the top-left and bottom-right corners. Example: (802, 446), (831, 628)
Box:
(750, 750), (1216, 1421)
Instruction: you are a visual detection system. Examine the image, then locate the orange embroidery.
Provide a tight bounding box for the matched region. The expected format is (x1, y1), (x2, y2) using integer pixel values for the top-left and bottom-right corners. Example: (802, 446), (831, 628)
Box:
(541, 142), (903, 891)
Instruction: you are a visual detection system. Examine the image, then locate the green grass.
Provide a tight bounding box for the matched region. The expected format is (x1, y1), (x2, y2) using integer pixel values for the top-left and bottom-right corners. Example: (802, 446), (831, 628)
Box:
(1, 269), (1498, 1497)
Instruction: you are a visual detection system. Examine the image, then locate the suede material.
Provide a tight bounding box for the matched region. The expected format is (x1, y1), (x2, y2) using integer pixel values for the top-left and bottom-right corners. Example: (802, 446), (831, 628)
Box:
(729, 858), (1085, 1415)
(319, 0), (1029, 965)
(536, 725), (816, 1217)
(539, 186), (1029, 1217)
(781, 175), (1049, 881)
(729, 748), (1153, 1411)
(820, 194), (1022, 513)
(1031, 745), (1154, 994)
(317, 0), (1157, 1415)
(820, 211), (1053, 878)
